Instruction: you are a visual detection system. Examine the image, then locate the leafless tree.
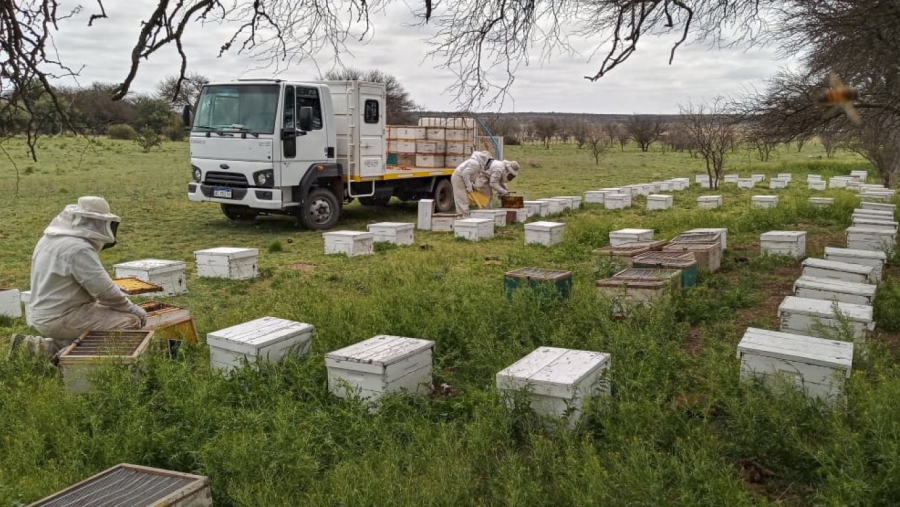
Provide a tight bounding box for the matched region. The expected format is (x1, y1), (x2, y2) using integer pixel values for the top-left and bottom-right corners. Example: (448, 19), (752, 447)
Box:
(156, 73), (209, 107)
(532, 117), (559, 149)
(570, 120), (590, 149)
(585, 125), (609, 166)
(625, 115), (662, 152)
(680, 98), (737, 189)
(322, 68), (421, 124)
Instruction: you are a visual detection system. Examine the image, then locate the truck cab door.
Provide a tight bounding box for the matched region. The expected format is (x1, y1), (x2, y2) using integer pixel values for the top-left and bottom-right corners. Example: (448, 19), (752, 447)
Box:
(357, 82), (386, 178)
(281, 85), (329, 185)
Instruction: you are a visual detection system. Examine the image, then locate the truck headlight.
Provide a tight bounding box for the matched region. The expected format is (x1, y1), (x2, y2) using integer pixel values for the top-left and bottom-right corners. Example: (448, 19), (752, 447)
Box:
(254, 170), (274, 187)
(192, 165), (201, 182)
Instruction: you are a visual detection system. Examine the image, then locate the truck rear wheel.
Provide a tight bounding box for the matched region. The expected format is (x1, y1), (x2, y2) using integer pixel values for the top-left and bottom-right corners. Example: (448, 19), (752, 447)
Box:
(433, 178), (454, 213)
(221, 204), (258, 221)
(299, 188), (341, 230)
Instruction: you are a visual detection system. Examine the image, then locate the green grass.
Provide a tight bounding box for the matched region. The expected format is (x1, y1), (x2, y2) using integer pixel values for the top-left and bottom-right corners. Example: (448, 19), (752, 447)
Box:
(1, 137), (899, 506)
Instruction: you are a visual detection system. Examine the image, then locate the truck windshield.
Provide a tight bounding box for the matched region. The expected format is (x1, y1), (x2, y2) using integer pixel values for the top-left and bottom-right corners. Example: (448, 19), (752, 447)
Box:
(192, 84), (279, 134)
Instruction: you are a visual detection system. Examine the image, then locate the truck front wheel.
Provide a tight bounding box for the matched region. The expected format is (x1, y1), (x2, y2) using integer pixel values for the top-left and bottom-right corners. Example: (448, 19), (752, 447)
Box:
(299, 188), (341, 230)
(433, 178), (454, 213)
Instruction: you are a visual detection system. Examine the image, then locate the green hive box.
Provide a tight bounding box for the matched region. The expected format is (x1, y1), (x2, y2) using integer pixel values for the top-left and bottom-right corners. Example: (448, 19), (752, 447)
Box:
(631, 251), (698, 290)
(386, 152), (399, 165)
(504, 267), (572, 301)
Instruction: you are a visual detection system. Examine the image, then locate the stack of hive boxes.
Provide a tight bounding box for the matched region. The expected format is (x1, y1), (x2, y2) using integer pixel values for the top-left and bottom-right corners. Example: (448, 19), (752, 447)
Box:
(386, 118), (478, 169)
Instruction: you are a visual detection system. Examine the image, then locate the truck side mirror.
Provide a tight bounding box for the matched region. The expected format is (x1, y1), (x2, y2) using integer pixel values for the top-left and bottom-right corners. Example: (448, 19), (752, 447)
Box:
(182, 104), (192, 131)
(298, 106), (313, 132)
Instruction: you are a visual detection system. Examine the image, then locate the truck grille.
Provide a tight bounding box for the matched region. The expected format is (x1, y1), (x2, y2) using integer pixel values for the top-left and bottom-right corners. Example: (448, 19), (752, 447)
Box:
(204, 171), (249, 188)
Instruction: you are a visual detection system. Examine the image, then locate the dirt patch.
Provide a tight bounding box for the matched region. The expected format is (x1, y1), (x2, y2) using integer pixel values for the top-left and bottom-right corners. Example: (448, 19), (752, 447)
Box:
(804, 231), (847, 257)
(685, 327), (703, 357)
(287, 263), (316, 271)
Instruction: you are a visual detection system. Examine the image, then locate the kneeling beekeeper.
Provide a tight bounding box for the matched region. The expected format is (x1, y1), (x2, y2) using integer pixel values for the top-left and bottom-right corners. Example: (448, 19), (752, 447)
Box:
(14, 196), (147, 357)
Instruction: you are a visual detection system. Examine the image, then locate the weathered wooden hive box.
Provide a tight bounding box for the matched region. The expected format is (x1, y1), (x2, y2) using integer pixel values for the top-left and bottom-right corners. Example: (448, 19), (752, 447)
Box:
(536, 198), (564, 215)
(737, 178), (756, 189)
(751, 195), (779, 208)
(609, 228), (654, 247)
(860, 201), (895, 212)
(496, 346), (611, 429)
(193, 247), (259, 280)
(112, 259), (188, 297)
(662, 241), (721, 273)
(592, 244), (653, 268)
(647, 194), (673, 210)
(604, 193), (632, 209)
(469, 209), (508, 227)
(829, 176), (851, 188)
(524, 221), (566, 246)
(26, 463), (212, 507)
(596, 268), (682, 309)
(524, 200), (550, 217)
(325, 335), (435, 402)
(504, 267), (572, 301)
(500, 194), (524, 209)
(737, 327), (853, 402)
(58, 330), (154, 394)
(454, 218), (494, 241)
(207, 316), (314, 372)
(851, 216), (899, 232)
(778, 295), (874, 343)
(846, 226), (896, 255)
(760, 231), (807, 258)
(793, 275), (876, 306)
(809, 197), (835, 208)
(808, 179), (827, 190)
(431, 212), (462, 232)
(323, 231), (375, 256)
(366, 222), (414, 245)
(0, 288), (22, 319)
(801, 257), (873, 284)
(139, 302), (199, 347)
(823, 247), (886, 283)
(769, 178), (789, 189)
(632, 251), (698, 290)
(777, 172), (793, 181)
(751, 174), (766, 183)
(20, 290), (32, 325)
(697, 195), (723, 209)
(684, 228), (728, 251)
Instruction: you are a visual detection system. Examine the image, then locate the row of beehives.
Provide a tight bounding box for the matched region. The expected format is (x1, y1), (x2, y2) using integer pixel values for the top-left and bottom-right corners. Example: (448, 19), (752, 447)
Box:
(583, 177), (692, 210)
(737, 200), (896, 403)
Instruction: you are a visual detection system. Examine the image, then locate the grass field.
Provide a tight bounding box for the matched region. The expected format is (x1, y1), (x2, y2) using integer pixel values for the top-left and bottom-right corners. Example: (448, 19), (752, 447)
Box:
(2, 137), (900, 506)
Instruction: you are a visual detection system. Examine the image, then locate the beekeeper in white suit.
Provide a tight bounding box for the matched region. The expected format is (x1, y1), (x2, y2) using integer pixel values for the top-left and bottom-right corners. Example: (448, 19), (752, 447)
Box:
(450, 150), (492, 217)
(474, 160), (520, 208)
(14, 196), (147, 358)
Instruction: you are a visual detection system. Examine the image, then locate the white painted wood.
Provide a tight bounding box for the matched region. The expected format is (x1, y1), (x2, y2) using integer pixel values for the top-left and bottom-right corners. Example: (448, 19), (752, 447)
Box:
(366, 222), (415, 245)
(524, 200), (551, 217)
(737, 327), (852, 402)
(697, 195), (723, 209)
(604, 193), (632, 209)
(723, 174), (739, 183)
(829, 177), (851, 188)
(323, 231), (375, 256)
(453, 218), (494, 241)
(0, 288), (22, 319)
(846, 226), (896, 255)
(113, 259), (188, 297)
(686, 228), (727, 250)
(417, 199), (434, 230)
(496, 346), (611, 429)
(769, 178), (789, 189)
(859, 190), (895, 201)
(801, 258), (873, 284)
(760, 231), (807, 258)
(646, 194), (673, 210)
(325, 335), (435, 402)
(852, 209), (894, 220)
(194, 247), (259, 280)
(207, 316), (314, 372)
(777, 173), (793, 181)
(500, 208), (529, 223)
(778, 296), (874, 343)
(469, 209), (508, 227)
(809, 197), (834, 208)
(610, 228), (654, 247)
(860, 202), (895, 212)
(20, 290), (31, 325)
(583, 191), (607, 204)
(751, 174), (766, 183)
(737, 178), (756, 189)
(823, 247), (885, 282)
(752, 195), (779, 208)
(794, 275), (876, 306)
(808, 180), (827, 190)
(535, 199), (564, 215)
(552, 196), (581, 209)
(851, 217), (898, 232)
(525, 221), (566, 246)
(655, 181), (673, 192)
(807, 174), (824, 182)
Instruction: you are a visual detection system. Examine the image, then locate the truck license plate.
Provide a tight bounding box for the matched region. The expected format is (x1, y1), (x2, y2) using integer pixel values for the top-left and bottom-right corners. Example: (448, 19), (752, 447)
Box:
(213, 188), (232, 198)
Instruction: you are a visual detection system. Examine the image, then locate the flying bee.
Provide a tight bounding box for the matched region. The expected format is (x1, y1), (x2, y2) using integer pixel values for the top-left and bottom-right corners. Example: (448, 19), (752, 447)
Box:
(815, 72), (862, 125)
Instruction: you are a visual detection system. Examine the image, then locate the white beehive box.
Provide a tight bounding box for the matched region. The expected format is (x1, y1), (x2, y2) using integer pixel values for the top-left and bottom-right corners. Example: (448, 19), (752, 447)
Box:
(431, 213), (461, 232)
(323, 231), (375, 256)
(807, 174), (823, 182)
(610, 228), (654, 247)
(752, 195), (779, 208)
(778, 296), (874, 343)
(424, 128), (446, 140)
(26, 463), (213, 507)
(769, 178), (789, 189)
(387, 140), (417, 153)
(846, 226), (896, 255)
(584, 191), (608, 204)
(737, 327), (852, 402)
(850, 170), (868, 182)
(194, 247), (258, 280)
(544, 197), (573, 211)
(656, 181), (672, 192)
(536, 198), (564, 215)
(469, 209), (507, 227)
(496, 346), (610, 429)
(697, 195), (723, 209)
(801, 257), (873, 284)
(823, 247), (886, 283)
(848, 180), (861, 191)
(445, 142), (467, 154)
(646, 194), (673, 210)
(604, 193), (632, 209)
(417, 199), (434, 230)
(416, 154), (445, 168)
(525, 221), (566, 246)
(366, 222), (414, 245)
(557, 195), (582, 208)
(737, 178), (756, 189)
(777, 173), (793, 181)
(723, 174), (739, 183)
(860, 202), (895, 212)
(20, 290), (32, 325)
(686, 228), (728, 251)
(860, 190), (894, 201)
(696, 175), (712, 189)
(760, 231), (807, 258)
(829, 177), (851, 188)
(326, 335), (434, 402)
(0, 288), (22, 318)
(668, 179), (688, 191)
(453, 218), (494, 241)
(501, 208), (528, 223)
(794, 275), (876, 306)
(809, 180), (827, 190)
(852, 208), (894, 220)
(446, 154), (466, 167)
(112, 259), (188, 296)
(445, 128), (470, 141)
(524, 200), (550, 217)
(751, 174), (766, 183)
(851, 217), (898, 232)
(415, 140), (446, 154)
(207, 316), (314, 372)
(859, 183), (886, 192)
(809, 197), (835, 208)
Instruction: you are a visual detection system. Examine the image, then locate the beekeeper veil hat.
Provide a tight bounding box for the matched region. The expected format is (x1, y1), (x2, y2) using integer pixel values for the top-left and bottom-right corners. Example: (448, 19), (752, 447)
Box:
(504, 160), (520, 181)
(43, 196), (122, 250)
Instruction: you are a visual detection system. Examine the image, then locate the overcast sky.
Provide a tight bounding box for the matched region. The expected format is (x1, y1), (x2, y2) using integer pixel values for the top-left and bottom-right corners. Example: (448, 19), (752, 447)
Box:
(48, 1), (799, 115)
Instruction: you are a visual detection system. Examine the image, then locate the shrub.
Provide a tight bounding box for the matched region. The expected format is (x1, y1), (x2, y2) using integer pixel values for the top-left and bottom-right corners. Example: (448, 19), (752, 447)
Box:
(135, 127), (163, 152)
(163, 115), (186, 141)
(107, 123), (137, 140)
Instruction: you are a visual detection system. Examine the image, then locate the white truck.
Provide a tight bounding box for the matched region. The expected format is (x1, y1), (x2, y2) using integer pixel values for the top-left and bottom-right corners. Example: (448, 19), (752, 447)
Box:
(183, 79), (501, 230)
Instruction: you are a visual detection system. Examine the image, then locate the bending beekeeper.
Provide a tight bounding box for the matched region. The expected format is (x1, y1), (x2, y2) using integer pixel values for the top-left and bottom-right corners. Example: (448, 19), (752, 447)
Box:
(14, 196), (147, 358)
(450, 150), (492, 217)
(474, 160), (520, 208)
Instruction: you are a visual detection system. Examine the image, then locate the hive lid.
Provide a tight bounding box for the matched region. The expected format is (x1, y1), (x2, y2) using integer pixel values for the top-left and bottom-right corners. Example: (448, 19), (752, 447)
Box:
(823, 247), (887, 261)
(802, 258), (873, 276)
(367, 222), (414, 229)
(760, 231), (807, 241)
(207, 316), (314, 353)
(671, 232), (721, 243)
(852, 217), (899, 227)
(596, 277), (666, 289)
(325, 335), (434, 367)
(697, 195), (722, 201)
(647, 194), (672, 200)
(794, 276), (876, 297)
(323, 231), (375, 238)
(60, 330), (154, 360)
(752, 195), (778, 200)
(778, 296), (873, 322)
(505, 267), (571, 281)
(193, 246), (259, 259)
(455, 218), (493, 225)
(525, 221), (566, 231)
(846, 225), (898, 236)
(738, 327), (853, 371)
(113, 277), (164, 295)
(470, 209), (507, 215)
(632, 251), (697, 268)
(612, 268), (681, 281)
(496, 346), (610, 399)
(112, 259), (187, 273)
(663, 242), (718, 252)
(592, 244), (651, 257)
(610, 228), (653, 236)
